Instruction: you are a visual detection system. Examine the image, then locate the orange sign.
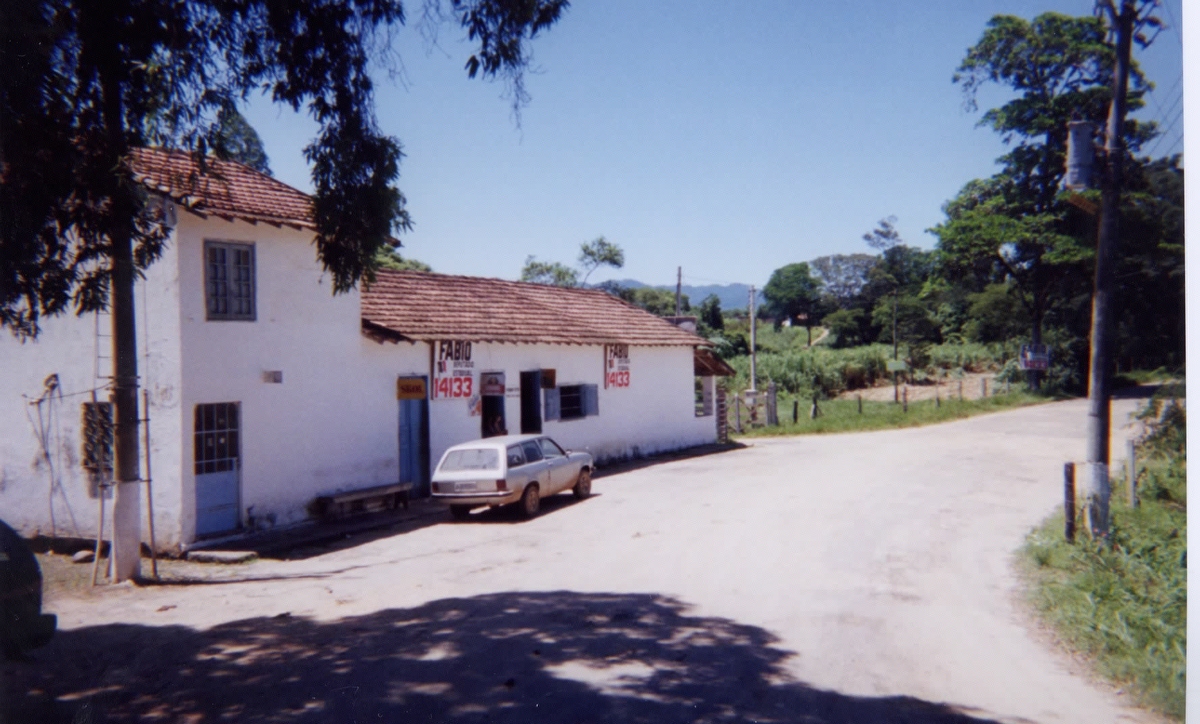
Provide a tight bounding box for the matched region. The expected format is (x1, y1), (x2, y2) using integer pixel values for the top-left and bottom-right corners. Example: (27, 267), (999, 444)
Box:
(396, 377), (427, 400)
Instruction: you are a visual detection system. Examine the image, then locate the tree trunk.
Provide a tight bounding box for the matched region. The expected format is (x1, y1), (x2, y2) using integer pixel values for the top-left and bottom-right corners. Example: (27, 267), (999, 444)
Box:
(111, 223), (142, 582)
(100, 61), (141, 581)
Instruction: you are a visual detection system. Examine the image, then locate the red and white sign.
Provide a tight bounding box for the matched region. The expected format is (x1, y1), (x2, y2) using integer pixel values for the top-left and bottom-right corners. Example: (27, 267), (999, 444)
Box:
(433, 340), (475, 399)
(604, 344), (631, 389)
(1019, 344), (1051, 371)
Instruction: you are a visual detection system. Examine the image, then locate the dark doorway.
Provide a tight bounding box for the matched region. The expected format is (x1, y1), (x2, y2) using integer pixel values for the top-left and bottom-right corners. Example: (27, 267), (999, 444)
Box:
(481, 395), (507, 437)
(520, 370), (542, 434)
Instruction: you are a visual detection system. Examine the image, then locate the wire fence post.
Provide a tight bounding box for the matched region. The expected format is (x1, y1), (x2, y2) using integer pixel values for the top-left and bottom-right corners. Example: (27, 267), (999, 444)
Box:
(1064, 462), (1076, 544)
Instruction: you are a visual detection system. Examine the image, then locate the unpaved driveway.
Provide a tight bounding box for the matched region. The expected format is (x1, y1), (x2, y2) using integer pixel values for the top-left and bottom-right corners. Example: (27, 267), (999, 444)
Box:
(7, 398), (1157, 723)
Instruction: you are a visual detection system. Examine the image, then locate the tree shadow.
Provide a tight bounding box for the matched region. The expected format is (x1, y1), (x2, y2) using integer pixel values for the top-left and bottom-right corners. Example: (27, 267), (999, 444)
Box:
(6, 590), (1002, 723)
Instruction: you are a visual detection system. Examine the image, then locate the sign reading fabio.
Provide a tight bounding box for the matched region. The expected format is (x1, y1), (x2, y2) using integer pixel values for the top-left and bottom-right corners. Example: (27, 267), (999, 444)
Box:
(434, 340), (475, 399)
(604, 344), (631, 388)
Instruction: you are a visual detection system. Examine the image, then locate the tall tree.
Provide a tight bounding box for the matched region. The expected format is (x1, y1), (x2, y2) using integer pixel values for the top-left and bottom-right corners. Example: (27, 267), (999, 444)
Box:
(2, 0), (568, 334)
(577, 236), (624, 285)
(862, 216), (903, 251)
(522, 236), (624, 287)
(933, 11), (1154, 350)
(374, 246), (433, 272)
(214, 107), (272, 176)
(809, 253), (876, 310)
(521, 255), (578, 287)
(696, 293), (723, 332)
(762, 262), (823, 345)
(1, 0), (566, 580)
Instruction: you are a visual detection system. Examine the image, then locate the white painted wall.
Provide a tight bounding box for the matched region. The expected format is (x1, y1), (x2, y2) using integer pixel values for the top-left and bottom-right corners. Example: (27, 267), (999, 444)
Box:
(417, 342), (716, 470)
(0, 221), (185, 546)
(2, 205), (718, 547)
(174, 213), (406, 541)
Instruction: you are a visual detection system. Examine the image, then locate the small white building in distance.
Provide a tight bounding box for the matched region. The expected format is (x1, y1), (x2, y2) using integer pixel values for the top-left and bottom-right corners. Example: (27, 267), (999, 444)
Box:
(0, 148), (731, 550)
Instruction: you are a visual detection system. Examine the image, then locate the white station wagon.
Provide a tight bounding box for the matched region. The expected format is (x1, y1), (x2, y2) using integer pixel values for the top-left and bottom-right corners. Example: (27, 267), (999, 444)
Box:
(431, 434), (593, 519)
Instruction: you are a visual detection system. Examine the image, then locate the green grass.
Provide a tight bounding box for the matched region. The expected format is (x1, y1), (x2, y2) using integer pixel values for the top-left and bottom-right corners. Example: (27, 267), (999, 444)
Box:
(731, 390), (1046, 437)
(1020, 398), (1187, 720)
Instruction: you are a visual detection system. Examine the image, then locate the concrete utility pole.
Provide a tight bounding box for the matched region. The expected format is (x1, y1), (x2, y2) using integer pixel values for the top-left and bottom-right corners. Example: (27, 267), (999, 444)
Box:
(675, 266), (682, 318)
(1084, 0), (1137, 538)
(749, 285), (757, 392)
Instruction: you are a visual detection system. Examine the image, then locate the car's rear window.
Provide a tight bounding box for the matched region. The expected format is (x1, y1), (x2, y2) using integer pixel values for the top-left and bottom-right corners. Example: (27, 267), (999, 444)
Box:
(439, 448), (500, 472)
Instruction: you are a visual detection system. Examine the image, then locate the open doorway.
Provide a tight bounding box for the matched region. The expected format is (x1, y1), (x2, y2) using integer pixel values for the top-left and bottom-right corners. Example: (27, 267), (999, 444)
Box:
(482, 395), (507, 437)
(520, 370), (542, 434)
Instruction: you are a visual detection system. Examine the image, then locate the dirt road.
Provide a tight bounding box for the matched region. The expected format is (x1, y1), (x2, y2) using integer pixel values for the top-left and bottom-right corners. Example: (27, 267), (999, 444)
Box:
(7, 397), (1157, 723)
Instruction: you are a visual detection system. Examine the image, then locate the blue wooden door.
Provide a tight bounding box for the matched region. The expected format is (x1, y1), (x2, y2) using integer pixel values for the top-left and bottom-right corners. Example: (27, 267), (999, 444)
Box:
(398, 389), (430, 497)
(194, 403), (240, 536)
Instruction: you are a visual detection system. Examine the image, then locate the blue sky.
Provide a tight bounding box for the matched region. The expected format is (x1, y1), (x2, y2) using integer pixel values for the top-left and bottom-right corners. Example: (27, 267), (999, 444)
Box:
(243, 0), (1185, 291)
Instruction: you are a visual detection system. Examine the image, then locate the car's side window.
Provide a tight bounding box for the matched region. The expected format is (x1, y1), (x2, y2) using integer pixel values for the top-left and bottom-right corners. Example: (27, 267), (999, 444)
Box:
(539, 438), (565, 458)
(520, 440), (544, 463)
(507, 445), (526, 468)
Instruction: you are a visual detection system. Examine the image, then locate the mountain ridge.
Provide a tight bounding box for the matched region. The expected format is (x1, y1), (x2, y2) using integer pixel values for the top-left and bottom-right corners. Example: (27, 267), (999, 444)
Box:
(598, 279), (763, 311)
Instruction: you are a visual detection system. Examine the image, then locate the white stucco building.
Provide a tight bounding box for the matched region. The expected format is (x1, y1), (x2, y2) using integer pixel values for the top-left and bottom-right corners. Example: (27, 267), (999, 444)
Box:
(1, 149), (730, 550)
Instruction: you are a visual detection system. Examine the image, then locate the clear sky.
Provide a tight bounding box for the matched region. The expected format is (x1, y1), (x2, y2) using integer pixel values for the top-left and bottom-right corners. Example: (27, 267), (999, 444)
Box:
(242, 0), (1185, 291)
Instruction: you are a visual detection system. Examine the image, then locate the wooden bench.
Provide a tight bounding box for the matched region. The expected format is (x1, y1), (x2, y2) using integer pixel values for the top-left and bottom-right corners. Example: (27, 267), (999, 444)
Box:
(312, 482), (414, 521)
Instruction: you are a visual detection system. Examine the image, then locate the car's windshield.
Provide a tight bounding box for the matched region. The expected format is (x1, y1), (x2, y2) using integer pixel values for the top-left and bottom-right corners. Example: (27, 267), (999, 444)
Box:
(439, 448), (500, 472)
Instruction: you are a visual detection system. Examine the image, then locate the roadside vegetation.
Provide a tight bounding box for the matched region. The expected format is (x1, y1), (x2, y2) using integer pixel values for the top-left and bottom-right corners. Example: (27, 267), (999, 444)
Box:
(1021, 387), (1186, 720)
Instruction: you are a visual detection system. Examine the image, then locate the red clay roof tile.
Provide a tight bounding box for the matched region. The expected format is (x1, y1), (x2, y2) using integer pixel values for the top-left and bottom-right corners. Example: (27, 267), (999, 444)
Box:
(128, 147), (314, 229)
(362, 270), (709, 347)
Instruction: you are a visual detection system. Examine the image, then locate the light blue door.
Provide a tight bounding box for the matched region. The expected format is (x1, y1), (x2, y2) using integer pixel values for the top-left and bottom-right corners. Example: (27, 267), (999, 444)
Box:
(195, 403), (241, 536)
(398, 382), (430, 497)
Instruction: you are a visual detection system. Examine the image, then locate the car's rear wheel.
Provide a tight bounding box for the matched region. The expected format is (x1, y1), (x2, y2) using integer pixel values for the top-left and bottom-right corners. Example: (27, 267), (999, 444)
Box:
(519, 484), (540, 519)
(572, 468), (592, 499)
(449, 505), (472, 521)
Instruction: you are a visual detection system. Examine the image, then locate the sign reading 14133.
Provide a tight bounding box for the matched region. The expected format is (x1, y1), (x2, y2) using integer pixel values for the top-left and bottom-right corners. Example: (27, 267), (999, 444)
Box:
(433, 340), (475, 399)
(604, 344), (631, 388)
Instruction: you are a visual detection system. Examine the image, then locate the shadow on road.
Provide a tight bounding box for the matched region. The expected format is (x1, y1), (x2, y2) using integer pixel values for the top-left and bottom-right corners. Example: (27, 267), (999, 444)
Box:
(7, 591), (1001, 723)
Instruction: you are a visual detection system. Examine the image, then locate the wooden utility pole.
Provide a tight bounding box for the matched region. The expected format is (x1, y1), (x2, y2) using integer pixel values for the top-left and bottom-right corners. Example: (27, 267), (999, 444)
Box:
(675, 267), (682, 318)
(748, 285), (757, 392)
(892, 290), (899, 403)
(1084, 0), (1137, 538)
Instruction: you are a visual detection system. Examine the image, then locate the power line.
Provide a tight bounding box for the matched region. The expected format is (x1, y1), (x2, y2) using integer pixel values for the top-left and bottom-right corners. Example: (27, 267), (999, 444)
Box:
(1145, 108), (1184, 157)
(1160, 0), (1182, 48)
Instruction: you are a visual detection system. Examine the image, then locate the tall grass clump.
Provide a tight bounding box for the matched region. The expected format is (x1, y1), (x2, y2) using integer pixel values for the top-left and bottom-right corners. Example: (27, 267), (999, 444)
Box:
(1021, 389), (1186, 719)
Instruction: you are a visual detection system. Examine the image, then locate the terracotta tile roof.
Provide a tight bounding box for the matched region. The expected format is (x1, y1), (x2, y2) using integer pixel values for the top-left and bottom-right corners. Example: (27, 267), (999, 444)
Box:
(362, 270), (711, 347)
(128, 147), (314, 229)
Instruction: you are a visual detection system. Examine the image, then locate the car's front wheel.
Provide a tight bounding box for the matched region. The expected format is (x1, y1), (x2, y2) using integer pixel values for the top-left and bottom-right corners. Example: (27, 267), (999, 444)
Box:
(449, 505), (472, 521)
(519, 484), (540, 519)
(572, 468), (592, 500)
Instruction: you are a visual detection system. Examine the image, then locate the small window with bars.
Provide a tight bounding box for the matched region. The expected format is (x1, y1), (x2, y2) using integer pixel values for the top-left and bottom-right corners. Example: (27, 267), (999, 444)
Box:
(205, 241), (256, 320)
(195, 402), (240, 474)
(81, 401), (113, 474)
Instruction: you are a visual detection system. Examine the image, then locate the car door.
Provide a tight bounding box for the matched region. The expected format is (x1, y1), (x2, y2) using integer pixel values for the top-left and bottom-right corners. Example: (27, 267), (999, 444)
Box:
(519, 440), (551, 492)
(538, 437), (575, 492)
